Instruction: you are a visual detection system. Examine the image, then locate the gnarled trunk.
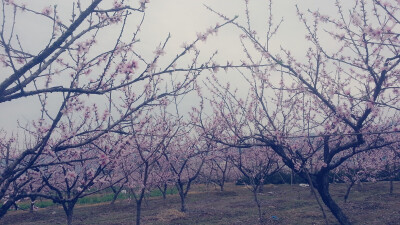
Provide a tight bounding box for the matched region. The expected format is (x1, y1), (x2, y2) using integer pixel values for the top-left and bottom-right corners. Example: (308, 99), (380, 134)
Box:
(61, 201), (77, 225)
(66, 209), (74, 225)
(176, 182), (187, 212)
(316, 173), (352, 225)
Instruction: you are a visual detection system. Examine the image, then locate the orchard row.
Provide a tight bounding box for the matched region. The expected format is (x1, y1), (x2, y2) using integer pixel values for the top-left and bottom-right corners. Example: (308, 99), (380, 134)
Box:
(1, 1), (400, 225)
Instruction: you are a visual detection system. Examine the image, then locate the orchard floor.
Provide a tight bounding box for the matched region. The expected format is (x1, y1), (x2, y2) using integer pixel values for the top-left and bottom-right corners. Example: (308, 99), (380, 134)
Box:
(2, 182), (400, 225)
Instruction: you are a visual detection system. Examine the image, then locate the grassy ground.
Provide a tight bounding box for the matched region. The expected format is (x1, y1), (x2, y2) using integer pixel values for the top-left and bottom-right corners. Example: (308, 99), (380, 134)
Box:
(1, 181), (399, 225)
(11, 188), (178, 211)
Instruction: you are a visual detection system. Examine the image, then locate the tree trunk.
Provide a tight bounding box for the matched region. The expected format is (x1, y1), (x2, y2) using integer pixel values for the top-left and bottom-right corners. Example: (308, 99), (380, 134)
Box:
(220, 171), (226, 192)
(344, 181), (355, 203)
(66, 209), (74, 225)
(316, 174), (352, 225)
(62, 201), (77, 225)
(220, 182), (224, 192)
(136, 199), (142, 225)
(179, 192), (186, 212)
(30, 200), (35, 212)
(291, 170), (294, 186)
(159, 183), (168, 200)
(0, 201), (15, 218)
(252, 187), (263, 224)
(111, 193), (118, 205)
(258, 184), (264, 193)
(110, 187), (122, 205)
(390, 179), (393, 194)
(176, 182), (187, 212)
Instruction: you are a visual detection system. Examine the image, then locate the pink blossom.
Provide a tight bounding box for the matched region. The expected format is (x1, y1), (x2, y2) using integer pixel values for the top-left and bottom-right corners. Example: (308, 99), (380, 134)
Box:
(42, 6), (53, 16)
(206, 26), (218, 36)
(211, 62), (219, 73)
(4, 0), (14, 5)
(382, 1), (390, 7)
(351, 14), (362, 26)
(197, 32), (208, 42)
(66, 171), (77, 179)
(366, 101), (374, 109)
(86, 168), (95, 178)
(113, 0), (123, 8)
(118, 60), (138, 74)
(16, 57), (24, 64)
(0, 56), (9, 67)
(153, 46), (165, 56)
(180, 42), (190, 49)
(99, 153), (110, 166)
(140, 0), (150, 9)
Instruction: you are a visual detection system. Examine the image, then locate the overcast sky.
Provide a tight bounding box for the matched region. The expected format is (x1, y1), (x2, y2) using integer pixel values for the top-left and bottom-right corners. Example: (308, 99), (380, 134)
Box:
(0, 0), (341, 132)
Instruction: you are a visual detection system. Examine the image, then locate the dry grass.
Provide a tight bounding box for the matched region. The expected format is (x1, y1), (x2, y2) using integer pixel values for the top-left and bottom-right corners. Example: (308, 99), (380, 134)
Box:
(1, 181), (400, 225)
(155, 209), (186, 223)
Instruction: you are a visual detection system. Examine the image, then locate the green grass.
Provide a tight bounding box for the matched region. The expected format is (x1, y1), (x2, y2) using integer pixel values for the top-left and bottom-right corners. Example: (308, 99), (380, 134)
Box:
(148, 186), (178, 197)
(7, 186), (179, 211)
(77, 193), (117, 205)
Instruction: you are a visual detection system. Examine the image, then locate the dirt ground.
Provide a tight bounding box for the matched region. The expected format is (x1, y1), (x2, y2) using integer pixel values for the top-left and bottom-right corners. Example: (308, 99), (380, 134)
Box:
(2, 181), (400, 225)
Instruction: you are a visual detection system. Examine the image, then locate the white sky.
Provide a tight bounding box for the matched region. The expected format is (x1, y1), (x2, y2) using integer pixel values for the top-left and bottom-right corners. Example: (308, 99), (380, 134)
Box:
(0, 0), (341, 132)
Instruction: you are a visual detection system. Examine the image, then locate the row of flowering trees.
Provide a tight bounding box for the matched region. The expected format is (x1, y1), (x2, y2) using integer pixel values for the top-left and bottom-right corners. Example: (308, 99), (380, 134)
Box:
(10, 119), (398, 225)
(1, 0), (400, 225)
(0, 0), (233, 224)
(193, 0), (400, 224)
